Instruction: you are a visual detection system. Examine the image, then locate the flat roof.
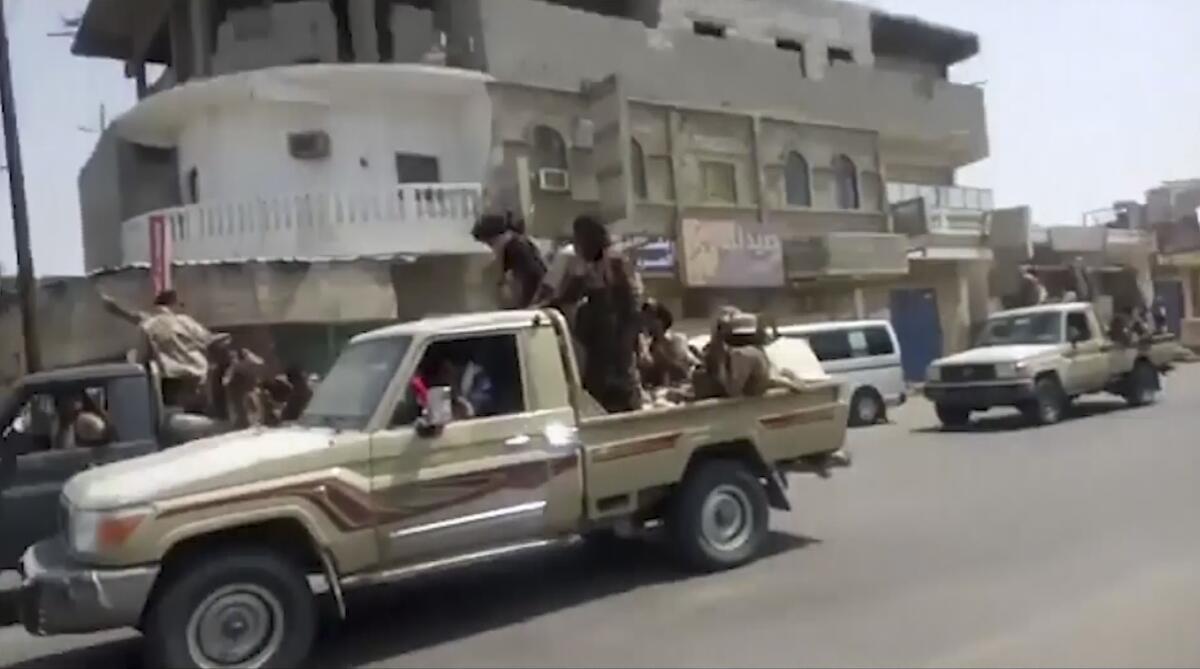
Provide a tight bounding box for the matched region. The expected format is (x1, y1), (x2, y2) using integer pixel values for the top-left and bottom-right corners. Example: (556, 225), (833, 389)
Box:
(19, 363), (145, 387)
(354, 310), (548, 343)
(870, 11), (980, 66)
(72, 0), (171, 62)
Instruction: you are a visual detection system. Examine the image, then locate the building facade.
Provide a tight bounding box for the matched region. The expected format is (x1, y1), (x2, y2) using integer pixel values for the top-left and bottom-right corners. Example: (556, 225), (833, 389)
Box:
(35, 0), (999, 380)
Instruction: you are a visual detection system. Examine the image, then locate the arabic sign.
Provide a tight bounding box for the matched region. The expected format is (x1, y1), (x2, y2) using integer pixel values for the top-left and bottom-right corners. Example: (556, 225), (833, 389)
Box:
(679, 218), (784, 288)
(624, 236), (677, 276)
(149, 214), (173, 295)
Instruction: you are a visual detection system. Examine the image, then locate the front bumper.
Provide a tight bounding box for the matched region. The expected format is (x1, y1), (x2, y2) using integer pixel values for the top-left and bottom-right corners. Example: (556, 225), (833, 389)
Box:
(924, 381), (1036, 408)
(18, 539), (159, 636)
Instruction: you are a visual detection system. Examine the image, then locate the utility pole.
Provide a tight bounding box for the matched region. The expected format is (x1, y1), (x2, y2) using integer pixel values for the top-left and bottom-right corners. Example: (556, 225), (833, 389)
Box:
(0, 0), (41, 372)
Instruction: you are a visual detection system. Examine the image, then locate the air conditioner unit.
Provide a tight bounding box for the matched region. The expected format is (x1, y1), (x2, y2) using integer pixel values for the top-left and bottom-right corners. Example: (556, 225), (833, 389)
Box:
(537, 168), (571, 193)
(288, 131), (331, 160)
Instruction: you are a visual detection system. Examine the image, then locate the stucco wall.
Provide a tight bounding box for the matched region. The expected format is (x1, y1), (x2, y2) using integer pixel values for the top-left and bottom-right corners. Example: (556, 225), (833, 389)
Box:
(467, 0), (986, 169)
(175, 91), (491, 203)
(79, 130), (181, 272)
(487, 81), (887, 240)
(658, 0), (875, 78)
(78, 134), (124, 272)
(212, 1), (340, 74)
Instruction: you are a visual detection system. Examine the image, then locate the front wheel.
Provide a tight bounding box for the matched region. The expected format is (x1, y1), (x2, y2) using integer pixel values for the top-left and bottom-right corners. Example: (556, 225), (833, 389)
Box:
(1021, 376), (1065, 426)
(936, 404), (971, 428)
(1124, 361), (1160, 407)
(143, 548), (318, 669)
(668, 460), (769, 573)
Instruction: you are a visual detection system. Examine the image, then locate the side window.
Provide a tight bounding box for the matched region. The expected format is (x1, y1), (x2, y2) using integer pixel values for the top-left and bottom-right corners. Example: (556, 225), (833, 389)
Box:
(1067, 312), (1091, 340)
(864, 327), (896, 356)
(3, 394), (54, 456)
(805, 331), (853, 362)
(393, 334), (525, 428)
(2, 386), (112, 456)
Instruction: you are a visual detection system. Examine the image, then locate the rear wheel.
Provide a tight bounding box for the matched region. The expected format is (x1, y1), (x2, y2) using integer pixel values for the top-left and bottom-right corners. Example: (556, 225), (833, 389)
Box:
(936, 404), (971, 428)
(849, 388), (885, 427)
(1021, 376), (1065, 426)
(143, 548), (317, 669)
(668, 460), (769, 573)
(1124, 361), (1160, 407)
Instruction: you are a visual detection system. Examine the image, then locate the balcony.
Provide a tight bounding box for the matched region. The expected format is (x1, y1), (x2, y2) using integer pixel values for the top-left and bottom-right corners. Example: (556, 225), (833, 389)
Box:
(887, 182), (994, 233)
(121, 184), (484, 266)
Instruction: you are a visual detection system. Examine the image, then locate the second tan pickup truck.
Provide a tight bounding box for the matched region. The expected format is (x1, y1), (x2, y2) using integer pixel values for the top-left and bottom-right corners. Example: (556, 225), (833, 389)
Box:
(19, 309), (849, 668)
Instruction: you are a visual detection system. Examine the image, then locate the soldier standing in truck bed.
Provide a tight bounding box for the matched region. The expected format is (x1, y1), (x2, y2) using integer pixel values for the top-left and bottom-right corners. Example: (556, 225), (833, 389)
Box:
(550, 215), (644, 413)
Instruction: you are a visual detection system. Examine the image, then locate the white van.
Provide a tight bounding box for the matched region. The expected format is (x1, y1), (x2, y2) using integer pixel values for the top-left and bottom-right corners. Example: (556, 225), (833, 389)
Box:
(778, 320), (906, 426)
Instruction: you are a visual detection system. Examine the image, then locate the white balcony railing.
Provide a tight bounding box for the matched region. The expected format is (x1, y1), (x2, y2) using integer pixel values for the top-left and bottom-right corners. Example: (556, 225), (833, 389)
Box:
(887, 182), (995, 233)
(121, 183), (484, 265)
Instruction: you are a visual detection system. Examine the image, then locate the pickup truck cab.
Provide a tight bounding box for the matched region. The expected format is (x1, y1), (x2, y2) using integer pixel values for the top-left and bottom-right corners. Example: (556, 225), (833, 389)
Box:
(925, 302), (1176, 428)
(18, 309), (850, 669)
(0, 364), (225, 569)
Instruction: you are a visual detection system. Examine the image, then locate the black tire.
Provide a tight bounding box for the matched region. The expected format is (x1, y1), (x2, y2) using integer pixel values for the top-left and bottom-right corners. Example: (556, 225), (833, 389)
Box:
(849, 388), (885, 427)
(143, 548), (318, 669)
(668, 460), (769, 573)
(1124, 361), (1160, 407)
(1021, 376), (1066, 426)
(936, 404), (971, 428)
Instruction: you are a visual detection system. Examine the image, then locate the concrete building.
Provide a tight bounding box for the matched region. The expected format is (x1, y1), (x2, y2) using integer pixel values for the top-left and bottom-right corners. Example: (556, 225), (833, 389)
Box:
(1111, 179), (1200, 347)
(9, 0), (1002, 382)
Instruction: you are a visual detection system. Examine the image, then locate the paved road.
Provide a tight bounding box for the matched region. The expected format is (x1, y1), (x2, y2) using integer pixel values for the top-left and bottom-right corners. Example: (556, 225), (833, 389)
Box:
(5, 366), (1200, 668)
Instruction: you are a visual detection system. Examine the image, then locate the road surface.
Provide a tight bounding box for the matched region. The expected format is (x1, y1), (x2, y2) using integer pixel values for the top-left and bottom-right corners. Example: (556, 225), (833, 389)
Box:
(4, 366), (1200, 668)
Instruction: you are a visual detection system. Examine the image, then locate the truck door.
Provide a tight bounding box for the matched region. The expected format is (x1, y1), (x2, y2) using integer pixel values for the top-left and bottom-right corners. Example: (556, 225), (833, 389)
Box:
(89, 375), (159, 467)
(1064, 310), (1109, 392)
(369, 331), (577, 568)
(0, 390), (94, 568)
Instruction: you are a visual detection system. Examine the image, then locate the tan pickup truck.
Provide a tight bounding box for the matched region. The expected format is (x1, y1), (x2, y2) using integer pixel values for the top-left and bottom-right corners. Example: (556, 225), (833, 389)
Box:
(925, 302), (1178, 428)
(18, 309), (849, 668)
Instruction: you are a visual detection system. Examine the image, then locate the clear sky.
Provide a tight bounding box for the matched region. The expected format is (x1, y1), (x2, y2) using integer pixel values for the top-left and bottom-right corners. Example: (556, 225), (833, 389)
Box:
(0, 0), (1199, 276)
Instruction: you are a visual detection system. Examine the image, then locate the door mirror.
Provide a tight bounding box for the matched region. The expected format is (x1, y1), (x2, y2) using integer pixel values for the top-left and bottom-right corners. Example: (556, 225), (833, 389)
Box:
(1068, 327), (1087, 345)
(415, 386), (453, 438)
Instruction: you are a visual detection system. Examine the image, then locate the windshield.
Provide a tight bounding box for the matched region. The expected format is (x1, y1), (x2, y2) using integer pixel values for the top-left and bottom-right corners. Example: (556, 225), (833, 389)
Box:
(977, 313), (1064, 347)
(300, 337), (411, 431)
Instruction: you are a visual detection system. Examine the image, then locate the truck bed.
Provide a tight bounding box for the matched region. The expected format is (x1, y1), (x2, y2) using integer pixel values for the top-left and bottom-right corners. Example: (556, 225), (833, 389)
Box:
(577, 382), (847, 520)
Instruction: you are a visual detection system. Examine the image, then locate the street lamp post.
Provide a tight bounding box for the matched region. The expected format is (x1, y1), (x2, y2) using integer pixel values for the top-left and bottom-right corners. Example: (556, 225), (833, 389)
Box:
(0, 0), (41, 372)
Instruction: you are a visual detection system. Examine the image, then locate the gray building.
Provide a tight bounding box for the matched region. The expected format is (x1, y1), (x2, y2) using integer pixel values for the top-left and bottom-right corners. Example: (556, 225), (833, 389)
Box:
(20, 0), (1000, 381)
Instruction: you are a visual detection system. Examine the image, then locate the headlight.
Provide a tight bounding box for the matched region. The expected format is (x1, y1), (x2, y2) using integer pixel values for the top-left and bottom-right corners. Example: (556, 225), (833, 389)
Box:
(927, 365), (942, 382)
(995, 362), (1028, 379)
(69, 505), (153, 557)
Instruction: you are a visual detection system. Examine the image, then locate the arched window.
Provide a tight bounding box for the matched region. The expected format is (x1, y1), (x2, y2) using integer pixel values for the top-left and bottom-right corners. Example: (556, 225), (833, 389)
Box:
(630, 138), (648, 200)
(832, 154), (860, 210)
(784, 151), (811, 207)
(531, 125), (568, 170)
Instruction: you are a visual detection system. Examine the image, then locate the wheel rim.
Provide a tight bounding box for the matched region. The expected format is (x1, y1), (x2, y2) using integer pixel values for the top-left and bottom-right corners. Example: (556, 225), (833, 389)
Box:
(700, 484), (754, 553)
(186, 583), (286, 669)
(856, 395), (879, 424)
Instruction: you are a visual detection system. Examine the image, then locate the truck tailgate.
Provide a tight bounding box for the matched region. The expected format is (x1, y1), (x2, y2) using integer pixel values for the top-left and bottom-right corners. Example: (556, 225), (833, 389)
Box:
(577, 383), (847, 519)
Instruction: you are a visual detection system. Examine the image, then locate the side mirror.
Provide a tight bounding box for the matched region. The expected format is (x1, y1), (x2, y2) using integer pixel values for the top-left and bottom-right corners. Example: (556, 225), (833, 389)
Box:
(415, 386), (453, 438)
(1068, 328), (1086, 345)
